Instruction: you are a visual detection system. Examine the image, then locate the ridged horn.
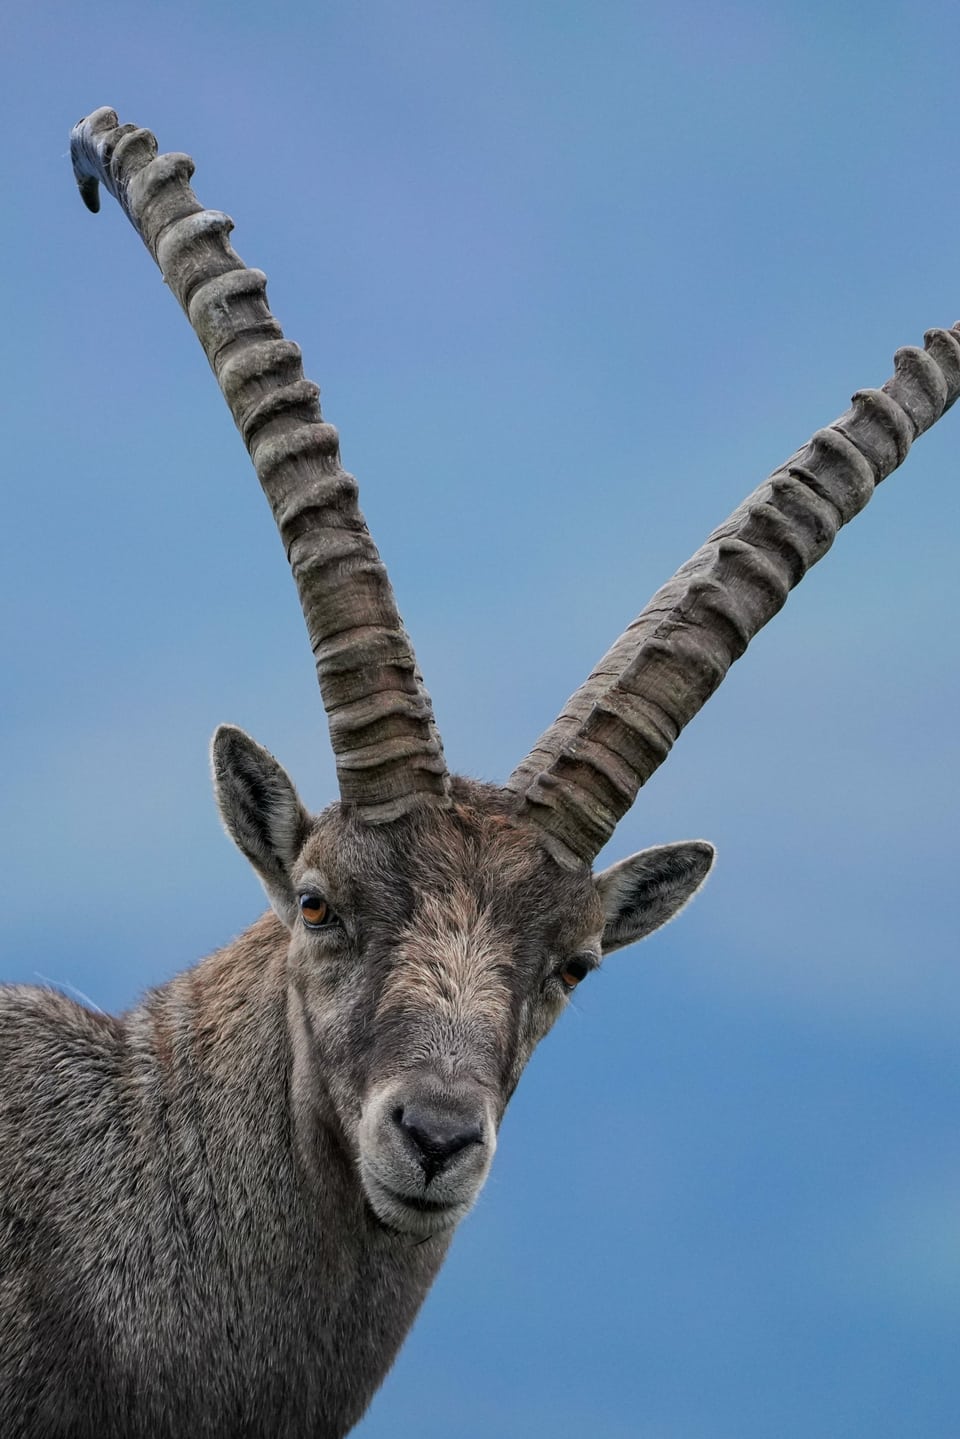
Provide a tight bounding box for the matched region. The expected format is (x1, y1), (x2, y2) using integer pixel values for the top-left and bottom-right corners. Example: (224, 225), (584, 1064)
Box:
(70, 107), (449, 823)
(508, 328), (960, 865)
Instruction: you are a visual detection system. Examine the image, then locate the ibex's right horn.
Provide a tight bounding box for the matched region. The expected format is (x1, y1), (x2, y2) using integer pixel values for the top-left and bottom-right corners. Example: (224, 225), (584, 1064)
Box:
(70, 108), (449, 823)
(507, 330), (960, 866)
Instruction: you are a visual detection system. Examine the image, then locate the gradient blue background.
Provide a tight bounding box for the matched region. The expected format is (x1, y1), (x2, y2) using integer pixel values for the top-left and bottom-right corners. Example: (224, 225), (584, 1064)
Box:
(2, 3), (958, 1435)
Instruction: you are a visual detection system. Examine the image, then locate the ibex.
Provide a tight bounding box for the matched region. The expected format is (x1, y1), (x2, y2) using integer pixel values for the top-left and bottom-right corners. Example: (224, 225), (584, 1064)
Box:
(1, 107), (957, 1438)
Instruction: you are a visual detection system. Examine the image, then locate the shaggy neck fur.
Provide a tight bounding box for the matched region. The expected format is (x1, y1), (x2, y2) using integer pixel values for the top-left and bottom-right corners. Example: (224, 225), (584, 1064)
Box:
(0, 917), (451, 1439)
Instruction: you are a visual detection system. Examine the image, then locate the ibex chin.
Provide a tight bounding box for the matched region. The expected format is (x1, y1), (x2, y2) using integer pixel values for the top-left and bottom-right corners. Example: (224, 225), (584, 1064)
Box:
(1, 108), (957, 1438)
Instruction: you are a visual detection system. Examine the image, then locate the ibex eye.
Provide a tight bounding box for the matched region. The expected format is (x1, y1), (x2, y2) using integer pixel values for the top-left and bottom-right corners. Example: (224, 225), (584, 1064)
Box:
(559, 957), (592, 990)
(299, 894), (332, 929)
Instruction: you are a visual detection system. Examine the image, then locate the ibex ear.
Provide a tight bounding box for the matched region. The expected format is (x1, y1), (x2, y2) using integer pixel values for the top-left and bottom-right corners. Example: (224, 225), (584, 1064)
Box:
(211, 725), (311, 926)
(595, 841), (715, 954)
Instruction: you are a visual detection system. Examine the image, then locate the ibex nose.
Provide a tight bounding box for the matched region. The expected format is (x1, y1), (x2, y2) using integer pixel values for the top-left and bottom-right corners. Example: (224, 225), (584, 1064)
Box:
(393, 1102), (483, 1183)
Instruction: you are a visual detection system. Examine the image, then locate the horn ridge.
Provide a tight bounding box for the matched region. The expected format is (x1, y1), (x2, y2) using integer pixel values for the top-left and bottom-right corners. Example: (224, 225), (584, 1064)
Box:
(510, 324), (960, 865)
(71, 108), (449, 822)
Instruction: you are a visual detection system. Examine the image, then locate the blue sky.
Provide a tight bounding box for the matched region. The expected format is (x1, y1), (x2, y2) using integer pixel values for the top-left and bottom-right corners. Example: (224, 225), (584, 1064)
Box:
(2, 3), (958, 1435)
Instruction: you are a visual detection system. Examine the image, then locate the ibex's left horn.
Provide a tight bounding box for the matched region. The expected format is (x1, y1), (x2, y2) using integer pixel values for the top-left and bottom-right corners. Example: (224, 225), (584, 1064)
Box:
(71, 108), (450, 823)
(508, 330), (960, 865)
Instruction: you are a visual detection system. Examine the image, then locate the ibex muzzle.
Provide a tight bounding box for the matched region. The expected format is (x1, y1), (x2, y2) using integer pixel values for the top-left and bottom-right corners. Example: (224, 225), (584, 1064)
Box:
(359, 1087), (493, 1233)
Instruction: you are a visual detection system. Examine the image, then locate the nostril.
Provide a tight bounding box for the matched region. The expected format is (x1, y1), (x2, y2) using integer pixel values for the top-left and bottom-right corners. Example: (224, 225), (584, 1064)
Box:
(394, 1102), (483, 1181)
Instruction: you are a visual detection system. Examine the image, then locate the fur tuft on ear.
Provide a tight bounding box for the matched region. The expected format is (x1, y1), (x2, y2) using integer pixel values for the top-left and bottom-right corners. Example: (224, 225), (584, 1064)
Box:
(595, 840), (715, 954)
(211, 725), (311, 924)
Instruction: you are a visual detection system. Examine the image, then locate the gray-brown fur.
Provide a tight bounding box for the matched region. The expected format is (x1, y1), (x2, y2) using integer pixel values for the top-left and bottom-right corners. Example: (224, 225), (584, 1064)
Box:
(0, 914), (445, 1437)
(2, 106), (956, 1436)
(0, 760), (709, 1438)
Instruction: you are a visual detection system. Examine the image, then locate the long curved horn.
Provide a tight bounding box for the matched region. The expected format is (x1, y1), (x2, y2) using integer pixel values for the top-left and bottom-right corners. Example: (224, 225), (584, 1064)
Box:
(507, 329), (960, 866)
(71, 108), (449, 824)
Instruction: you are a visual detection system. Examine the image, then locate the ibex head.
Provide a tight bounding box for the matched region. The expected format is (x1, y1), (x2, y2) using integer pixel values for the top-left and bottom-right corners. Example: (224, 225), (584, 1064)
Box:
(212, 725), (711, 1235)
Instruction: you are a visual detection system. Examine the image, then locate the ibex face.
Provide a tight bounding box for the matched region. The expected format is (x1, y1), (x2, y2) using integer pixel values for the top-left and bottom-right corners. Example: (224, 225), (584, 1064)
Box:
(213, 726), (713, 1238)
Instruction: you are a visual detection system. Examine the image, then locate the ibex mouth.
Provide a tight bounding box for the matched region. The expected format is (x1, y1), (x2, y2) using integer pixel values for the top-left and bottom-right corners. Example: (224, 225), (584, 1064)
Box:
(381, 1189), (455, 1214)
(362, 1171), (469, 1237)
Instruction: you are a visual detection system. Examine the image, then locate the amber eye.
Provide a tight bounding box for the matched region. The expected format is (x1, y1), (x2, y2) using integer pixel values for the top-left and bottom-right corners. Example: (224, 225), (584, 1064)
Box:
(299, 893), (332, 929)
(559, 957), (592, 991)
